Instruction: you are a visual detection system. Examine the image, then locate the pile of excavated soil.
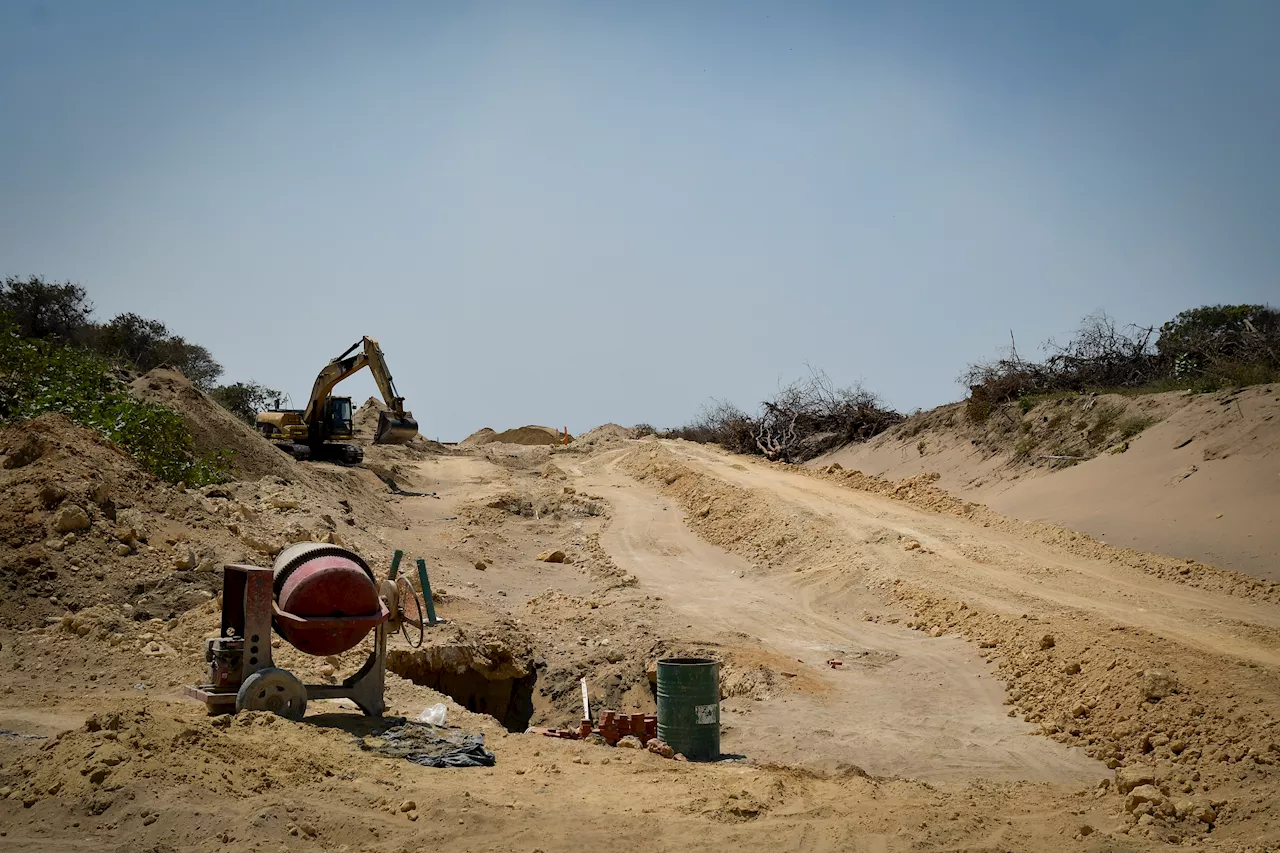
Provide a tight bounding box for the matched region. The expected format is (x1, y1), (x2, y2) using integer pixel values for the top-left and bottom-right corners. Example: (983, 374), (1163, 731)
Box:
(128, 368), (295, 480)
(581, 423), (632, 442)
(460, 425), (567, 447)
(563, 423), (635, 453)
(0, 412), (398, 632)
(352, 396), (387, 440)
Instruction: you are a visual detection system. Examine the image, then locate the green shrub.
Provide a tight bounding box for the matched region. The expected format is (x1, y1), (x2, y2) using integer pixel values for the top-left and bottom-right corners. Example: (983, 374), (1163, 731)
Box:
(0, 316), (227, 485)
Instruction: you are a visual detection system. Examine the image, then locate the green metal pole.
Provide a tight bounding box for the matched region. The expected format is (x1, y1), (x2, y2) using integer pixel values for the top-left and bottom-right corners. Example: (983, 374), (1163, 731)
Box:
(388, 549), (404, 580)
(416, 558), (439, 625)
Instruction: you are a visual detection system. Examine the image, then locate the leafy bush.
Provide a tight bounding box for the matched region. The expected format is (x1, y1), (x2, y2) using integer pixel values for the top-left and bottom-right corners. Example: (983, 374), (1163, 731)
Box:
(94, 312), (223, 389)
(0, 275), (94, 341)
(0, 315), (227, 485)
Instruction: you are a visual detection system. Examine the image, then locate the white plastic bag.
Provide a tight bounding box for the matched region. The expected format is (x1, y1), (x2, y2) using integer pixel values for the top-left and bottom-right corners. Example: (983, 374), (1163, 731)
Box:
(417, 703), (447, 726)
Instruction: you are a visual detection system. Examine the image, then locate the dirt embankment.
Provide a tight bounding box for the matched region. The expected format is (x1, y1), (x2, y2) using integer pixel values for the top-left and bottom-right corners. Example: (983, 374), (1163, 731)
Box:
(622, 443), (1280, 846)
(817, 384), (1280, 580)
(0, 373), (401, 632)
(129, 368), (297, 480)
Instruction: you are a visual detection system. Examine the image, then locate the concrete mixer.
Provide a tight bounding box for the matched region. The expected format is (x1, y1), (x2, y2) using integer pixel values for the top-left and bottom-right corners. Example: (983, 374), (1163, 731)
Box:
(184, 543), (427, 720)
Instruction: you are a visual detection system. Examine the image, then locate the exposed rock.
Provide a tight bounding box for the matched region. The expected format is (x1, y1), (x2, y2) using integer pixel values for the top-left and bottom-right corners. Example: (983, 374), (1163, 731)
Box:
(1124, 784), (1165, 814)
(51, 505), (91, 534)
(646, 739), (675, 759)
(38, 484), (67, 507)
(616, 735), (643, 749)
(1140, 669), (1178, 701)
(241, 533), (282, 556)
(1174, 798), (1216, 824)
(173, 546), (197, 571)
(536, 549), (566, 563)
(1038, 634), (1056, 650)
(474, 560), (487, 571)
(1116, 765), (1156, 794)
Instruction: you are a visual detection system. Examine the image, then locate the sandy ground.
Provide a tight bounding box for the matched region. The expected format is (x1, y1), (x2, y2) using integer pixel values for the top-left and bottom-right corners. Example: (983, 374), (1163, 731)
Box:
(4, 424), (1280, 851)
(818, 385), (1280, 580)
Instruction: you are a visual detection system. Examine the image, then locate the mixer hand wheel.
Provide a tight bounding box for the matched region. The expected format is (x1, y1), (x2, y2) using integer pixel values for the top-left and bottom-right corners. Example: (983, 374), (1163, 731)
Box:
(396, 575), (425, 648)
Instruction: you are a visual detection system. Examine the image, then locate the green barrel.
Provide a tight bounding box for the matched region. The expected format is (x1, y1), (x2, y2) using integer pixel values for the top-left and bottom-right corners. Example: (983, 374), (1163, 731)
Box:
(656, 657), (720, 761)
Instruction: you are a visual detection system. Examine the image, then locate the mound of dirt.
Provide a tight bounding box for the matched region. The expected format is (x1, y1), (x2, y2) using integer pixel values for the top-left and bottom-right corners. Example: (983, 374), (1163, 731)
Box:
(581, 424), (632, 442)
(461, 425), (567, 447)
(352, 397), (388, 441)
(355, 398), (446, 462)
(128, 368), (296, 480)
(566, 423), (635, 453)
(0, 410), (401, 631)
(459, 427), (497, 446)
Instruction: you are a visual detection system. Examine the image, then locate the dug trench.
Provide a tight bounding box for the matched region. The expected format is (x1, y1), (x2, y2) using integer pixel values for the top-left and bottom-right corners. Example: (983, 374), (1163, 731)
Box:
(384, 646), (537, 733)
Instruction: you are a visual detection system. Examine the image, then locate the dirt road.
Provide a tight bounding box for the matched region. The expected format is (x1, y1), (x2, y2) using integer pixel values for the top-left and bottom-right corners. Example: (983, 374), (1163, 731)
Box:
(574, 449), (1103, 782)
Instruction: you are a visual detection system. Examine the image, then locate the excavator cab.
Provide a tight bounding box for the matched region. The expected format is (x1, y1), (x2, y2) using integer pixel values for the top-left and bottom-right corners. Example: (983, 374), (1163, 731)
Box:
(325, 396), (354, 440)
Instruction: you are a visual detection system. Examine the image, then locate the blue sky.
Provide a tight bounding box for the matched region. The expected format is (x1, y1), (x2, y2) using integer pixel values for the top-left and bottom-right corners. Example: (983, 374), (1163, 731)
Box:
(2, 1), (1277, 440)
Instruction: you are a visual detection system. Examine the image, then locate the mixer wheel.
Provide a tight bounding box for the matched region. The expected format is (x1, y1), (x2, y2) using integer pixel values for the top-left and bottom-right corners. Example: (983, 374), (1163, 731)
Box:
(236, 667), (308, 721)
(397, 576), (425, 649)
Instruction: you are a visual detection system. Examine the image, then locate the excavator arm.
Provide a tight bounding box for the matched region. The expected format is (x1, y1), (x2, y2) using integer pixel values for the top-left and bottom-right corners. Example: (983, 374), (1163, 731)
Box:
(302, 337), (418, 445)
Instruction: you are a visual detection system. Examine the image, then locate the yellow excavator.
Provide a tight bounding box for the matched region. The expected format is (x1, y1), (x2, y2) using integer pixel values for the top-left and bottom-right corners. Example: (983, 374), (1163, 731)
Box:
(256, 336), (418, 464)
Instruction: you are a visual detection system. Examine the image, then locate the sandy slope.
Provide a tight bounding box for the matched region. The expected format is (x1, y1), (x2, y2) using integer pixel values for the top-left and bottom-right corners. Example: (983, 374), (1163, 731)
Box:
(5, 425), (1280, 851)
(817, 385), (1280, 580)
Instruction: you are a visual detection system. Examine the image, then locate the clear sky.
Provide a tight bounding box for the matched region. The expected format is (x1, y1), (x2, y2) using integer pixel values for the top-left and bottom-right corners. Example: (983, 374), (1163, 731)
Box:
(3, 1), (1277, 441)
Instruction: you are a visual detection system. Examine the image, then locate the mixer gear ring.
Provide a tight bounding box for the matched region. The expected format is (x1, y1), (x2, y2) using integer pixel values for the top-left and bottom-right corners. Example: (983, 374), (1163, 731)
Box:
(236, 667), (308, 721)
(397, 576), (425, 649)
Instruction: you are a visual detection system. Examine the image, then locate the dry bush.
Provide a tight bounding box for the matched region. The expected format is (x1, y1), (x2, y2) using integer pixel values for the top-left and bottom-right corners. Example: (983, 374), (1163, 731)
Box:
(664, 370), (902, 463)
(961, 306), (1279, 420)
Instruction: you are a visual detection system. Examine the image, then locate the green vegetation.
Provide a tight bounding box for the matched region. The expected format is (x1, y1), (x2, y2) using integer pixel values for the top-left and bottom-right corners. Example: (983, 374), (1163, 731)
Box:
(0, 316), (228, 484)
(963, 305), (1280, 420)
(0, 275), (277, 402)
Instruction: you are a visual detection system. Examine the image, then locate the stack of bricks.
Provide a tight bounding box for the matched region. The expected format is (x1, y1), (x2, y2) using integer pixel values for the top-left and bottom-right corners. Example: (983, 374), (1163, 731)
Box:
(528, 709), (658, 745)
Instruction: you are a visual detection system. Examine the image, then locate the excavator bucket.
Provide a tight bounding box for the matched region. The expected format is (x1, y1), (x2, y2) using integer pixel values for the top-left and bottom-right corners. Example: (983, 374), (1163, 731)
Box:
(375, 410), (419, 445)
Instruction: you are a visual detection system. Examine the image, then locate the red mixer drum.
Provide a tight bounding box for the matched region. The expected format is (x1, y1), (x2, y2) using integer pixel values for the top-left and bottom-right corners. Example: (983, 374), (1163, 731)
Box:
(272, 543), (388, 656)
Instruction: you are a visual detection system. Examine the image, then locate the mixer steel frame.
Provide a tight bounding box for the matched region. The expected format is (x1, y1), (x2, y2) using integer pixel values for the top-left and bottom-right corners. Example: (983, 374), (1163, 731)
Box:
(184, 564), (387, 717)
